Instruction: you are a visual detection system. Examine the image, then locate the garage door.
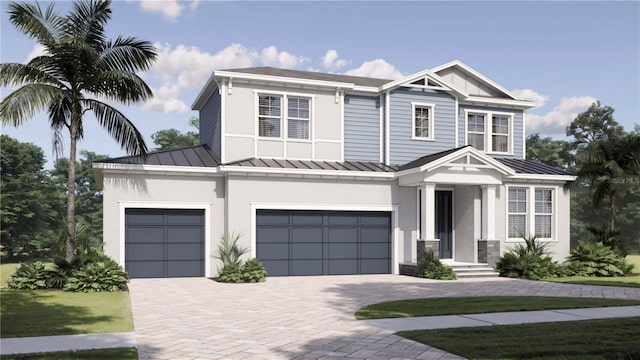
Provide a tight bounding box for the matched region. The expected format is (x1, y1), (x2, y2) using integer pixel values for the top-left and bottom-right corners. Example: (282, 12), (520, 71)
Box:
(256, 210), (391, 276)
(125, 209), (204, 278)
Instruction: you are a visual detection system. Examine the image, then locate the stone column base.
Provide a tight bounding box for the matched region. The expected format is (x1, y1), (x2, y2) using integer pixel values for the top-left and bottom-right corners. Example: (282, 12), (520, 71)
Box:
(478, 239), (500, 269)
(417, 239), (440, 259)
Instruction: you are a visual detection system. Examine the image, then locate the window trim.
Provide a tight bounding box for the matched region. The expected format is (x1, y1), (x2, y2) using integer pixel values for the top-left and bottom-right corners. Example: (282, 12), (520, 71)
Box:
(255, 90), (314, 142)
(507, 187), (528, 238)
(287, 96), (311, 140)
(506, 185), (557, 242)
(257, 94), (283, 139)
(411, 102), (435, 141)
(464, 109), (514, 155)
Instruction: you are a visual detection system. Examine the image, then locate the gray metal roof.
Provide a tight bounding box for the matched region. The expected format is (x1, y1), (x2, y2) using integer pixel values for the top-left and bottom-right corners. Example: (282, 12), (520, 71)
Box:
(497, 158), (574, 176)
(98, 145), (220, 167)
(222, 67), (392, 88)
(397, 146), (470, 171)
(224, 158), (398, 172)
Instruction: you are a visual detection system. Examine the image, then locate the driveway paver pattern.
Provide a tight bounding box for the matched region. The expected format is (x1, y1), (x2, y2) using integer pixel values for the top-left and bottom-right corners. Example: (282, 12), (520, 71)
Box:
(128, 275), (640, 360)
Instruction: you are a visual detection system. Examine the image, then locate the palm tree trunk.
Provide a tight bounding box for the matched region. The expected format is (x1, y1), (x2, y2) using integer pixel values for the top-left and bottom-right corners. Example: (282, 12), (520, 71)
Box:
(609, 190), (616, 231)
(65, 119), (78, 262)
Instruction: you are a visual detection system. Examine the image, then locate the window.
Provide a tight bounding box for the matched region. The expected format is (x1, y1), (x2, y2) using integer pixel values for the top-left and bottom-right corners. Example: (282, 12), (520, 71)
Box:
(467, 114), (485, 150)
(508, 187), (554, 240)
(466, 111), (512, 153)
(258, 95), (281, 138)
(287, 97), (310, 140)
(535, 189), (553, 238)
(412, 103), (435, 140)
(508, 188), (527, 238)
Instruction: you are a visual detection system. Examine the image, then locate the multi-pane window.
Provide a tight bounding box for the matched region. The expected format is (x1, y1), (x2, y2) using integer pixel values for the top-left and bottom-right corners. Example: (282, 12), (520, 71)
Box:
(467, 114), (485, 150)
(287, 97), (310, 140)
(492, 115), (510, 153)
(413, 104), (434, 139)
(535, 189), (553, 238)
(508, 188), (527, 238)
(258, 95), (281, 138)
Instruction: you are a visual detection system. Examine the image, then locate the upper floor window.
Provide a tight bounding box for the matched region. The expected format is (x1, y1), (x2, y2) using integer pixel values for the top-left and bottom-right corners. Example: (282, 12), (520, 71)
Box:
(412, 102), (435, 140)
(258, 94), (311, 140)
(466, 111), (513, 154)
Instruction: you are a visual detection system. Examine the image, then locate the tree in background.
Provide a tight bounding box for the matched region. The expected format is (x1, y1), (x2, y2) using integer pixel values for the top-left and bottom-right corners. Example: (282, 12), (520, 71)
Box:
(0, 1), (157, 261)
(151, 116), (200, 150)
(525, 134), (572, 170)
(0, 135), (59, 260)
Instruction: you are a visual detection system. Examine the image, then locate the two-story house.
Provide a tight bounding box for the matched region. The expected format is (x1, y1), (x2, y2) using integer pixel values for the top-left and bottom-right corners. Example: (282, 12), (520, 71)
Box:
(94, 60), (575, 278)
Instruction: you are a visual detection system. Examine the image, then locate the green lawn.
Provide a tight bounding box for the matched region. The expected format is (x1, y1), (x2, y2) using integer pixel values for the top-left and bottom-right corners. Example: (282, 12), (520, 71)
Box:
(0, 289), (134, 338)
(0, 263), (21, 288)
(0, 348), (138, 360)
(355, 296), (640, 320)
(399, 317), (640, 360)
(627, 254), (640, 271)
(548, 275), (640, 288)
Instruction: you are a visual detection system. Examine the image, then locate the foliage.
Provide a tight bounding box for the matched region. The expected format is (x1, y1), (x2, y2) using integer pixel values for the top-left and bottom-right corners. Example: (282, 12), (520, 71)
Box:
(7, 262), (51, 290)
(0, 1), (157, 262)
(216, 263), (244, 283)
(565, 241), (634, 277)
(241, 258), (267, 282)
(0, 135), (59, 260)
(64, 259), (129, 292)
(151, 117), (200, 150)
(417, 250), (456, 280)
(497, 235), (564, 280)
(525, 134), (572, 170)
(215, 232), (249, 267)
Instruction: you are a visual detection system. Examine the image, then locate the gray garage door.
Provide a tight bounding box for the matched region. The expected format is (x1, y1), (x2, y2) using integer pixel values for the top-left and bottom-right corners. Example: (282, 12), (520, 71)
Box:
(256, 210), (391, 276)
(125, 209), (204, 278)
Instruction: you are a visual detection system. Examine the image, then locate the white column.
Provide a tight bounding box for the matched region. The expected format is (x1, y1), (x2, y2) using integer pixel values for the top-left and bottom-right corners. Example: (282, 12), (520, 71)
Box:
(420, 183), (436, 240)
(481, 184), (497, 240)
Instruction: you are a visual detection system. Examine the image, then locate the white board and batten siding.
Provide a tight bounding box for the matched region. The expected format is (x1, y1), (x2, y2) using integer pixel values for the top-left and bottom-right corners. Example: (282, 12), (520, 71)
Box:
(344, 95), (381, 162)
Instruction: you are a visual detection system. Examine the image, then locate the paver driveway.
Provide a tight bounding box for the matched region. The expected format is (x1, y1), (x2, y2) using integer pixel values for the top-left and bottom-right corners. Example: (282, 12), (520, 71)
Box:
(128, 275), (640, 360)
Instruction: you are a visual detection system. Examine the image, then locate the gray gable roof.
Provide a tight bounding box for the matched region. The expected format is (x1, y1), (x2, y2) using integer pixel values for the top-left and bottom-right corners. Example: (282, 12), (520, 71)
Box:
(224, 157), (398, 172)
(223, 67), (393, 88)
(98, 145), (220, 167)
(497, 158), (574, 176)
(397, 146), (470, 171)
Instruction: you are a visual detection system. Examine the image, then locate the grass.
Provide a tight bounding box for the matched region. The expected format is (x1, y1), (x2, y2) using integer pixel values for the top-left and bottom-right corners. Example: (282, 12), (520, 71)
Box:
(0, 348), (138, 360)
(0, 263), (21, 287)
(399, 317), (640, 360)
(355, 296), (640, 320)
(548, 275), (640, 288)
(627, 254), (640, 271)
(0, 289), (134, 338)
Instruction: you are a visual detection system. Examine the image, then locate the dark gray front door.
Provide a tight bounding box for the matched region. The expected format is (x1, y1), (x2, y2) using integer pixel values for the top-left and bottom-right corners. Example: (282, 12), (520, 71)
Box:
(256, 210), (391, 276)
(435, 191), (453, 259)
(125, 209), (204, 278)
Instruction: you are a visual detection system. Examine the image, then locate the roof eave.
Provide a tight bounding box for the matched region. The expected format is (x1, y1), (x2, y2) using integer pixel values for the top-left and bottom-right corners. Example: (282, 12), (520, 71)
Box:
(214, 70), (357, 90)
(430, 60), (519, 100)
(507, 174), (577, 182)
(92, 162), (221, 175)
(219, 165), (395, 179)
(461, 96), (536, 109)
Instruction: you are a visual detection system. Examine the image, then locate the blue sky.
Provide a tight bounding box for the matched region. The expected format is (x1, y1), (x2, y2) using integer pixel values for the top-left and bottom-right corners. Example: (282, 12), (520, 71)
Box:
(1, 1), (639, 168)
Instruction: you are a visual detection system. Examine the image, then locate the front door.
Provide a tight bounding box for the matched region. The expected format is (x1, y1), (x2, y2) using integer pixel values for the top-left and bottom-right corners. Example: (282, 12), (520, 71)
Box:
(435, 190), (453, 259)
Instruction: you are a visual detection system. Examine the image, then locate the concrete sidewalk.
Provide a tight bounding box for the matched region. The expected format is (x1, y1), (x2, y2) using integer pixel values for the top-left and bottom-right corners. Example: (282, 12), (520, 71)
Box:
(0, 332), (136, 356)
(362, 305), (640, 332)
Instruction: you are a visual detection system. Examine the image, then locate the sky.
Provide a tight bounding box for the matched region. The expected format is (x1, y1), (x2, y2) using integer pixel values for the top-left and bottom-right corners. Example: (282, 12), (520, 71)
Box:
(1, 0), (639, 168)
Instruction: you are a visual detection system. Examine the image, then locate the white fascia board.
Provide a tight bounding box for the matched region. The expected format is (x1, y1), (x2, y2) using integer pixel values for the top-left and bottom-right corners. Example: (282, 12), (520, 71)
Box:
(430, 60), (519, 100)
(461, 96), (536, 109)
(93, 162), (221, 175)
(220, 165), (394, 179)
(395, 147), (516, 177)
(192, 72), (219, 110)
(380, 69), (469, 98)
(351, 85), (381, 93)
(507, 174), (577, 182)
(213, 70), (356, 90)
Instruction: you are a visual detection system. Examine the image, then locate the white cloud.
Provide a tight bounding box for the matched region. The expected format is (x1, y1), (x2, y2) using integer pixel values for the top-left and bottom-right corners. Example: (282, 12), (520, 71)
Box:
(24, 44), (46, 62)
(139, 85), (189, 113)
(322, 50), (349, 71)
(260, 46), (307, 68)
(189, 0), (201, 12)
(138, 0), (183, 20)
(512, 88), (549, 107)
(345, 59), (403, 80)
(526, 96), (597, 135)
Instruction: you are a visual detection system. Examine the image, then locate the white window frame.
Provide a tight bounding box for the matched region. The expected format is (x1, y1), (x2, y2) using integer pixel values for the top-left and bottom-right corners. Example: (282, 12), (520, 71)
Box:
(411, 102), (435, 141)
(507, 187), (528, 238)
(465, 110), (514, 155)
(258, 94), (283, 139)
(287, 96), (311, 141)
(506, 185), (557, 242)
(256, 92), (313, 142)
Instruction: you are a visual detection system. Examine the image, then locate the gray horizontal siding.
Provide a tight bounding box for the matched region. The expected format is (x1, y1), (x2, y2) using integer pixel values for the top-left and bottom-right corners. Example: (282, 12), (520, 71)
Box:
(458, 105), (523, 159)
(344, 95), (380, 162)
(199, 91), (221, 159)
(389, 88), (456, 165)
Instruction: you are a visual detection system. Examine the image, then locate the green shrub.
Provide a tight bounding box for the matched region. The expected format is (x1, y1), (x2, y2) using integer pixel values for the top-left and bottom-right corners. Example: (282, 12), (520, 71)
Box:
(7, 262), (51, 290)
(565, 241), (634, 277)
(46, 267), (68, 289)
(215, 232), (248, 267)
(217, 263), (244, 283)
(64, 259), (129, 292)
(417, 251), (457, 280)
(241, 258), (267, 282)
(497, 235), (564, 280)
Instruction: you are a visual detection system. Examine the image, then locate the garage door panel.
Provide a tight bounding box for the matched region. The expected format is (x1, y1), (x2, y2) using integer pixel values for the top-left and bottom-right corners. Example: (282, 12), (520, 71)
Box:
(328, 228), (358, 243)
(328, 259), (358, 275)
(166, 227), (203, 243)
(328, 243), (357, 259)
(125, 261), (164, 278)
(256, 212), (289, 225)
(257, 243), (289, 260)
(257, 227), (289, 243)
(126, 227), (164, 243)
(360, 259), (390, 274)
(167, 243), (202, 260)
(166, 211), (203, 225)
(328, 214), (358, 226)
(291, 228), (322, 243)
(360, 243), (390, 258)
(291, 260), (322, 276)
(126, 243), (164, 261)
(167, 261), (202, 277)
(291, 243), (322, 259)
(292, 213), (323, 225)
(359, 214), (391, 226)
(361, 228), (390, 242)
(261, 260), (289, 276)
(126, 211), (165, 225)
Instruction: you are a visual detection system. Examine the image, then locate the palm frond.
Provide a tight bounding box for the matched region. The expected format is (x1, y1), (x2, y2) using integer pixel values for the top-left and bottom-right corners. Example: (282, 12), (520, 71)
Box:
(7, 1), (64, 46)
(67, 0), (111, 48)
(0, 63), (64, 88)
(90, 70), (154, 104)
(98, 36), (157, 73)
(83, 99), (148, 157)
(0, 84), (64, 126)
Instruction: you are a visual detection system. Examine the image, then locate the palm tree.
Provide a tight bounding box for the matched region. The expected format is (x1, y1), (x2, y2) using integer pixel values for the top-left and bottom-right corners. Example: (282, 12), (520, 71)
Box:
(0, 0), (157, 261)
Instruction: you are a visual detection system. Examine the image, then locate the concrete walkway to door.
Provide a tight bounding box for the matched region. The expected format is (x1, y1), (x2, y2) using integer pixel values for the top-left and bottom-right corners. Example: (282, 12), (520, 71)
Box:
(128, 275), (640, 360)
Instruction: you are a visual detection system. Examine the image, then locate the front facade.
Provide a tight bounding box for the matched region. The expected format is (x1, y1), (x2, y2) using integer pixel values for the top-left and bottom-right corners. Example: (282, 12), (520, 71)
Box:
(95, 60), (575, 278)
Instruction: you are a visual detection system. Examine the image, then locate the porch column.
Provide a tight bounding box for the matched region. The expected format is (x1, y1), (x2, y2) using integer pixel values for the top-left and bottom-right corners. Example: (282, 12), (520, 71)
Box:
(479, 184), (500, 268)
(418, 183), (439, 259)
